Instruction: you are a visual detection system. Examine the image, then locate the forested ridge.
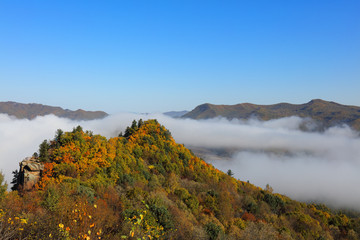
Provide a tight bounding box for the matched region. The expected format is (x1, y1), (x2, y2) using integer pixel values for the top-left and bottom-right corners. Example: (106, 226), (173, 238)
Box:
(0, 119), (359, 239)
(0, 101), (108, 120)
(183, 99), (360, 131)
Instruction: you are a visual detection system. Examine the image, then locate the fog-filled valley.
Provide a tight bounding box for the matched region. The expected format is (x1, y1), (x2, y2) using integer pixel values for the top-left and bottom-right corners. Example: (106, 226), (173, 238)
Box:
(2, 1), (360, 238)
(1, 113), (359, 211)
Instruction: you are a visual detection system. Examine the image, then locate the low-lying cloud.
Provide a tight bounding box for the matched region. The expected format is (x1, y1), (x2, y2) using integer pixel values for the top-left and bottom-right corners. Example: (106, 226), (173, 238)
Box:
(1, 113), (359, 211)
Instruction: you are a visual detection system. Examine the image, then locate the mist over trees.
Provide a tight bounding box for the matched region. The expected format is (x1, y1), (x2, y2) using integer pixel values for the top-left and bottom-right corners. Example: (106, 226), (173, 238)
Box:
(1, 112), (360, 212)
(0, 119), (359, 239)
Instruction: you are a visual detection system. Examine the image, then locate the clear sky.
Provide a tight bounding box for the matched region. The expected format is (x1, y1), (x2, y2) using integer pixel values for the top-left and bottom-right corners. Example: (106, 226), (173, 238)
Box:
(0, 0), (359, 113)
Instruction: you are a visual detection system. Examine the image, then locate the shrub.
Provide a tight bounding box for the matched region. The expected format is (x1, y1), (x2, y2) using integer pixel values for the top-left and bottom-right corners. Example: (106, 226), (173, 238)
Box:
(205, 222), (222, 240)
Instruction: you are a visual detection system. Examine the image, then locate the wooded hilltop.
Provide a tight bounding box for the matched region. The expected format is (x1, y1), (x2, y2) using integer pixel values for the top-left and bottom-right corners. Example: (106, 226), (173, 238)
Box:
(0, 119), (359, 239)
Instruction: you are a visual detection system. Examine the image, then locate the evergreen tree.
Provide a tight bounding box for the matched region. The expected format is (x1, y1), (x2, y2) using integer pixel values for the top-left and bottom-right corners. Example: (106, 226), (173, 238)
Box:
(124, 120), (138, 138)
(138, 118), (144, 128)
(131, 120), (138, 130)
(10, 170), (19, 191)
(39, 140), (50, 162)
(227, 169), (234, 176)
(55, 129), (64, 146)
(73, 125), (83, 133)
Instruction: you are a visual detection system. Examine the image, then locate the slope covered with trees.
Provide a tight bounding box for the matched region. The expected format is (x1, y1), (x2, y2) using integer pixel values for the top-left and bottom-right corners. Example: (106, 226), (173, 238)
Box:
(1, 120), (359, 239)
(183, 99), (360, 131)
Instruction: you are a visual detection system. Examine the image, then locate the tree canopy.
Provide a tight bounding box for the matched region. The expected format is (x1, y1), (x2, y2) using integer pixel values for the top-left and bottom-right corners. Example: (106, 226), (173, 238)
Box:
(1, 119), (359, 239)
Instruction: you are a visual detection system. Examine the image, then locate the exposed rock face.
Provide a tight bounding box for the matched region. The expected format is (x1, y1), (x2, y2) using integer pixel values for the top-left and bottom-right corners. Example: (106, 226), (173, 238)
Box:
(18, 157), (44, 190)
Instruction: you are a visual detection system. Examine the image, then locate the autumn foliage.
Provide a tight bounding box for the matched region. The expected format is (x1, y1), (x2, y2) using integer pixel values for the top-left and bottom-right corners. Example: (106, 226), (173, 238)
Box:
(0, 119), (359, 239)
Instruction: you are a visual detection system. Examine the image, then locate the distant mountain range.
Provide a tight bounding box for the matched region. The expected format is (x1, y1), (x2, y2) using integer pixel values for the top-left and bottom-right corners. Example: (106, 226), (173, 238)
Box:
(163, 110), (189, 118)
(183, 99), (360, 130)
(0, 101), (108, 120)
(3, 100), (360, 130)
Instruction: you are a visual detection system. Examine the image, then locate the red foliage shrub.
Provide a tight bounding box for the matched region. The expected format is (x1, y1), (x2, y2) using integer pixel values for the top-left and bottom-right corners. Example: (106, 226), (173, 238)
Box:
(242, 212), (256, 222)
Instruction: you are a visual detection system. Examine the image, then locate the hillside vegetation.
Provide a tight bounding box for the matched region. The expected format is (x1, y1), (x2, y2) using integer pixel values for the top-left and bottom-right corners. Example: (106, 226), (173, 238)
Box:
(0, 101), (108, 120)
(1, 120), (360, 239)
(183, 99), (360, 131)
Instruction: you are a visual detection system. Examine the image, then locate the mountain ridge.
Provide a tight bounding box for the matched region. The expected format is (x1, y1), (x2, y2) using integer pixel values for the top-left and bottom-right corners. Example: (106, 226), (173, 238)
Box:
(183, 99), (360, 130)
(0, 101), (108, 120)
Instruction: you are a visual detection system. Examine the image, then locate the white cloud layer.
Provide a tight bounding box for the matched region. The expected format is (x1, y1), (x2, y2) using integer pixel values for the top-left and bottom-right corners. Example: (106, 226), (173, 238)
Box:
(0, 113), (359, 210)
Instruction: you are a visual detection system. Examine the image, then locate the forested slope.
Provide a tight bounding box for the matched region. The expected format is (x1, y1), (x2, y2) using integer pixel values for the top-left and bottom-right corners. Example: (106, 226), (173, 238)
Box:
(183, 99), (360, 131)
(0, 120), (359, 239)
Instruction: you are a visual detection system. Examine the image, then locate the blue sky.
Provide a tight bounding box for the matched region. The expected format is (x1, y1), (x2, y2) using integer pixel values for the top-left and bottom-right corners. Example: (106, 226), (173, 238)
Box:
(0, 1), (359, 113)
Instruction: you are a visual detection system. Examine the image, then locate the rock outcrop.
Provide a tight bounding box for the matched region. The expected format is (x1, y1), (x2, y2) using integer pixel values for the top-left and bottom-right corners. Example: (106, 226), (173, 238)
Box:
(18, 157), (44, 190)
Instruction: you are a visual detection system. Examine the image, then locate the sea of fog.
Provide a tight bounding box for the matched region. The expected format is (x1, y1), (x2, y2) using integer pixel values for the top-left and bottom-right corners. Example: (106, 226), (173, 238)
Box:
(0, 113), (359, 211)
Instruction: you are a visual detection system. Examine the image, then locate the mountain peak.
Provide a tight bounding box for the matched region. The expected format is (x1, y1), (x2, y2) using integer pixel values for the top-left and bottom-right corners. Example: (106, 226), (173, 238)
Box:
(307, 99), (331, 104)
(182, 103), (218, 119)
